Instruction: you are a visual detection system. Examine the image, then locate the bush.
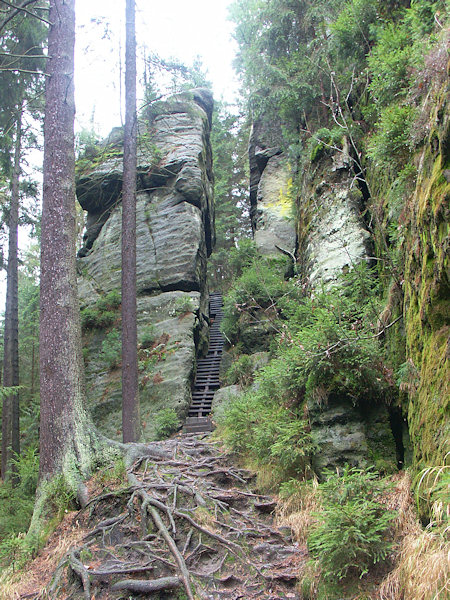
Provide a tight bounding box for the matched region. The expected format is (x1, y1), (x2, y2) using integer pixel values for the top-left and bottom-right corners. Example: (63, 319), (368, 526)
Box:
(96, 289), (121, 312)
(139, 325), (156, 349)
(100, 329), (121, 370)
(368, 22), (413, 108)
(218, 384), (316, 482)
(81, 290), (121, 330)
(217, 264), (395, 483)
(0, 447), (39, 568)
(221, 257), (299, 343)
(368, 104), (416, 172)
(172, 296), (195, 316)
(307, 466), (395, 580)
(308, 127), (345, 162)
(223, 354), (254, 387)
(154, 408), (179, 440)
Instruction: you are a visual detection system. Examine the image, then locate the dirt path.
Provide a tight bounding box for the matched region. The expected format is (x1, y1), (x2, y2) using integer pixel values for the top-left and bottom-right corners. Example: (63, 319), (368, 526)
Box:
(35, 435), (303, 599)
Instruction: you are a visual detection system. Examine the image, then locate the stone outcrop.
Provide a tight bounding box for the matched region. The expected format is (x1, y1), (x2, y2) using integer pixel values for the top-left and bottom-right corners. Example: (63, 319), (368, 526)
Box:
(248, 119), (297, 257)
(77, 88), (214, 440)
(298, 146), (396, 472)
(248, 124), (398, 473)
(305, 157), (371, 286)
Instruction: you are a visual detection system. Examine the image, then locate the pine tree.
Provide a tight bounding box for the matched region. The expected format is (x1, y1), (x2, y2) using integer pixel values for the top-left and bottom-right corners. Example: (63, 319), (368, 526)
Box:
(39, 0), (95, 482)
(0, 2), (46, 482)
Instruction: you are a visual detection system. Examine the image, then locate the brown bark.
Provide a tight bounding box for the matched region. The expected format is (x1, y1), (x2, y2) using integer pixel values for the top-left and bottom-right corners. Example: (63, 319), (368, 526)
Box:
(121, 0), (140, 443)
(1, 106), (21, 482)
(39, 0), (93, 481)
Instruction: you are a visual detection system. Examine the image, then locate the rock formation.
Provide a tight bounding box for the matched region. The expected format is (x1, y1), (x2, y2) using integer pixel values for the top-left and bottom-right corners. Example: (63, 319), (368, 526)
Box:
(76, 88), (214, 440)
(249, 123), (400, 473)
(249, 119), (297, 258)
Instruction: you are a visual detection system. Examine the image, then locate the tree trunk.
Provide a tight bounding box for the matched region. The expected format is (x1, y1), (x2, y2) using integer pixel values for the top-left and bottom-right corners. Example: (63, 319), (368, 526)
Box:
(122, 0), (140, 443)
(1, 106), (22, 482)
(39, 0), (95, 482)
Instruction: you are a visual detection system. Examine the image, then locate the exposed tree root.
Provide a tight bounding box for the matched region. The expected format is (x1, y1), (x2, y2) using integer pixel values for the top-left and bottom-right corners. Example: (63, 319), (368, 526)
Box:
(36, 435), (303, 599)
(111, 575), (181, 592)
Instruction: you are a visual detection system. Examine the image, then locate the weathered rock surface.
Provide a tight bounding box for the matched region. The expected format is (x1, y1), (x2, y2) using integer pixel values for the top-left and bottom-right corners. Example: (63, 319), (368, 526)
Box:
(248, 122), (397, 472)
(305, 156), (371, 286)
(308, 397), (398, 474)
(249, 120), (296, 257)
(77, 89), (214, 440)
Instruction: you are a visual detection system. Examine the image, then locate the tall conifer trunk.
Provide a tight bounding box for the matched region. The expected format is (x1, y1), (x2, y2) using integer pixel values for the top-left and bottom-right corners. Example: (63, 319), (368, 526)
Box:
(122, 0), (140, 442)
(1, 107), (22, 482)
(39, 0), (94, 482)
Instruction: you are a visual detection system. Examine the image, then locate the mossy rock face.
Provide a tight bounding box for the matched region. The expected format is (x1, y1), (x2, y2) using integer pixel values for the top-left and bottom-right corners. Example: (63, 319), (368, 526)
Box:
(308, 396), (397, 474)
(403, 88), (450, 469)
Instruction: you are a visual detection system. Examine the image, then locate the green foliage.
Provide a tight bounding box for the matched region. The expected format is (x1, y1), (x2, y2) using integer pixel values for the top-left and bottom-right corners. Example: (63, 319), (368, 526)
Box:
(368, 22), (413, 107)
(81, 290), (121, 330)
(0, 448), (39, 568)
(94, 457), (127, 490)
(414, 458), (450, 529)
(223, 261), (391, 408)
(75, 143), (123, 177)
(308, 127), (345, 162)
(221, 255), (297, 343)
(307, 466), (395, 580)
(223, 354), (254, 387)
(154, 408), (179, 440)
(208, 101), (251, 289)
(368, 104), (416, 172)
(219, 389), (315, 482)
(81, 306), (116, 329)
(217, 263), (396, 482)
(46, 474), (77, 519)
(138, 324), (156, 349)
(229, 392), (313, 478)
(170, 296), (195, 316)
(96, 289), (121, 311)
(100, 329), (121, 370)
(330, 0), (378, 66)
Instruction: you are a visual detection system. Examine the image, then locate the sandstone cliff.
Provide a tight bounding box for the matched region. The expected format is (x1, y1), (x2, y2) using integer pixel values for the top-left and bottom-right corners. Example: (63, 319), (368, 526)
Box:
(76, 88), (214, 440)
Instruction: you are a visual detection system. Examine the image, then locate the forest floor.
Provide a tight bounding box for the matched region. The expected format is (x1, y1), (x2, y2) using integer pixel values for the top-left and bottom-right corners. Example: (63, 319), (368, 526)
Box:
(10, 434), (305, 599)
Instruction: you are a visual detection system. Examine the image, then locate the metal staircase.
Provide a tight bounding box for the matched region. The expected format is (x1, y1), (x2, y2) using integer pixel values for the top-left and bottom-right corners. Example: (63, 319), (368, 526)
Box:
(183, 293), (224, 434)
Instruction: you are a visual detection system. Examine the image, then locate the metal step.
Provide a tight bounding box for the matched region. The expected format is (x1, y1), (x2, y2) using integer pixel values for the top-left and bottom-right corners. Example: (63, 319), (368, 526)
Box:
(182, 292), (225, 434)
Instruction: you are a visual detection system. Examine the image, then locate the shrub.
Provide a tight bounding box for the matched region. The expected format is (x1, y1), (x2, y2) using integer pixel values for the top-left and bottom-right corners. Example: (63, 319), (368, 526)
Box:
(100, 329), (121, 370)
(81, 290), (121, 330)
(221, 257), (299, 343)
(154, 408), (179, 440)
(217, 264), (395, 483)
(223, 354), (254, 387)
(368, 23), (413, 108)
(139, 324), (156, 349)
(368, 104), (416, 172)
(96, 289), (121, 312)
(0, 447), (39, 542)
(331, 0), (378, 65)
(169, 296), (195, 317)
(218, 384), (316, 482)
(308, 127), (345, 162)
(307, 466), (395, 580)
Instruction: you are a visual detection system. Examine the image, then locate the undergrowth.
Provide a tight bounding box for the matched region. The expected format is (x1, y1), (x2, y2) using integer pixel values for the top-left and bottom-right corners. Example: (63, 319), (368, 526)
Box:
(307, 467), (395, 581)
(217, 262), (396, 485)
